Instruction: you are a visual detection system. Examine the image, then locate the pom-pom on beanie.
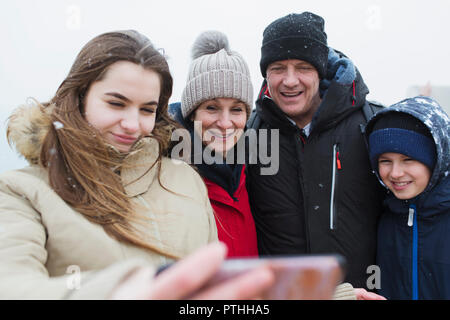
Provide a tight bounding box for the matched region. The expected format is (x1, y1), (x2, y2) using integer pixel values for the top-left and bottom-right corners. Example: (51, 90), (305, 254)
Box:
(181, 31), (253, 119)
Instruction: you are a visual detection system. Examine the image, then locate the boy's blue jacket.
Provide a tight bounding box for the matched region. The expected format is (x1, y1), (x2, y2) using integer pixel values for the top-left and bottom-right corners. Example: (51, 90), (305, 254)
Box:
(365, 96), (450, 300)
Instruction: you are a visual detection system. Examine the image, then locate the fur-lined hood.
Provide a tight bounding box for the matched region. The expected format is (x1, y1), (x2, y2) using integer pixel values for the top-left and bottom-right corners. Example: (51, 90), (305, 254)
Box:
(6, 102), (152, 167)
(6, 101), (168, 197)
(7, 102), (54, 165)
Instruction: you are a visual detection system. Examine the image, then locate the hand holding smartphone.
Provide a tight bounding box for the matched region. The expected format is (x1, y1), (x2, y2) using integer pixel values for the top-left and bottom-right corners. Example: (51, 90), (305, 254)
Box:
(194, 254), (345, 300)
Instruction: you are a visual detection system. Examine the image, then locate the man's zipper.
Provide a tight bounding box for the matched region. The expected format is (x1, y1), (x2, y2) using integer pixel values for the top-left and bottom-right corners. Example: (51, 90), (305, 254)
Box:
(296, 131), (311, 251)
(409, 204), (419, 300)
(330, 144), (341, 230)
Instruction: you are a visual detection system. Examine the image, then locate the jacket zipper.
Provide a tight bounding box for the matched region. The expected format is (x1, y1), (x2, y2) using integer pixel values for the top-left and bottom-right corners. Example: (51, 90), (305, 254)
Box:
(296, 131), (311, 252)
(330, 144), (340, 230)
(408, 204), (419, 300)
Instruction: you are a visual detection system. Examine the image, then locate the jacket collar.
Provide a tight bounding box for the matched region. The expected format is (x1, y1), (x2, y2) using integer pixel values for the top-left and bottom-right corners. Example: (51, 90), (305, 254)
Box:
(202, 164), (244, 202)
(384, 175), (450, 219)
(120, 137), (160, 197)
(5, 102), (162, 197)
(204, 166), (247, 211)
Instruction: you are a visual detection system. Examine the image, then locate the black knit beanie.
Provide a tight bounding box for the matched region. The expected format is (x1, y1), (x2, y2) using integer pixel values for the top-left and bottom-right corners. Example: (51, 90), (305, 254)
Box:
(369, 112), (437, 171)
(260, 12), (329, 78)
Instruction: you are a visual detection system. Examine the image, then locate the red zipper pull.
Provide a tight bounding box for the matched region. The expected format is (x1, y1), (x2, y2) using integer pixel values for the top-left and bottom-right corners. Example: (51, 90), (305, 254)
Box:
(352, 81), (356, 106)
(336, 151), (342, 170)
(264, 86), (271, 98)
(300, 134), (306, 145)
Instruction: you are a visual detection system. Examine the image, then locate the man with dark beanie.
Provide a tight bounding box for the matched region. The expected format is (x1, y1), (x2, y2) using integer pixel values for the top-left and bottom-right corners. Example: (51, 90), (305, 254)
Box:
(246, 12), (385, 290)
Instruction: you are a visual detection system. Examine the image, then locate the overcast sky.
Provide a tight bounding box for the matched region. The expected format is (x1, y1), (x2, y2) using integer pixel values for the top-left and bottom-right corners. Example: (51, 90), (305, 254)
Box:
(1, 0), (449, 173)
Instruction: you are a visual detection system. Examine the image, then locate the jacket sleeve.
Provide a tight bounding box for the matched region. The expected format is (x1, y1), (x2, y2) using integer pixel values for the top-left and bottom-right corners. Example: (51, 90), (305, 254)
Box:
(0, 178), (154, 300)
(332, 283), (356, 300)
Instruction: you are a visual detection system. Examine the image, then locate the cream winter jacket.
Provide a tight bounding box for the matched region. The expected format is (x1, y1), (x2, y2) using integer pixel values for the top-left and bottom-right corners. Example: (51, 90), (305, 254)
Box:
(0, 104), (218, 299)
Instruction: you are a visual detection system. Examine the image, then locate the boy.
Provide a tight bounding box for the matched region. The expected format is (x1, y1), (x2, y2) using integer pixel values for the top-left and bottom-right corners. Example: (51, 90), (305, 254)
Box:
(366, 96), (450, 300)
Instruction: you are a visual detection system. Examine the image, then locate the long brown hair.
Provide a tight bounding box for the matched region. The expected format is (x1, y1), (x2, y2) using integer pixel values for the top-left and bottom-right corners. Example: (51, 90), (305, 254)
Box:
(39, 30), (179, 258)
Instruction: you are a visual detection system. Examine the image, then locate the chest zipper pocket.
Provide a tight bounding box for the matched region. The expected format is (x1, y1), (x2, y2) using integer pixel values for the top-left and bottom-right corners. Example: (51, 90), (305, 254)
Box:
(330, 144), (341, 230)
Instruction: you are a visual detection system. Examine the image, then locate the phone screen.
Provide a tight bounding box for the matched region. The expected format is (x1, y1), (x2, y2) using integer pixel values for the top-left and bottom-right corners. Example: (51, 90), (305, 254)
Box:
(199, 254), (345, 300)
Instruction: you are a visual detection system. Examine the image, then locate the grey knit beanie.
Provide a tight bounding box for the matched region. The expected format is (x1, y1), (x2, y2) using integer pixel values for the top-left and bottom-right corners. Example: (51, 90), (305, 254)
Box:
(181, 31), (253, 119)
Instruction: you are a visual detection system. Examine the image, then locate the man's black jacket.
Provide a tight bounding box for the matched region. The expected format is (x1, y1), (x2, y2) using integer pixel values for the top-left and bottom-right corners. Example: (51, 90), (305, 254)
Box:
(246, 49), (384, 287)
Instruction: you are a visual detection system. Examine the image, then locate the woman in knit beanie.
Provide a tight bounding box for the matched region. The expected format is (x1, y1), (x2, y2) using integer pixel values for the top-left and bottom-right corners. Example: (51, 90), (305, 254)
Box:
(365, 96), (450, 300)
(169, 31), (258, 258)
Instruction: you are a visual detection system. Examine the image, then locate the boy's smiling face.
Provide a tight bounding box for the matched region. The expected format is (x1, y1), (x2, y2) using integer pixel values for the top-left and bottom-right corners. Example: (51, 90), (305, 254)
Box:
(378, 152), (432, 200)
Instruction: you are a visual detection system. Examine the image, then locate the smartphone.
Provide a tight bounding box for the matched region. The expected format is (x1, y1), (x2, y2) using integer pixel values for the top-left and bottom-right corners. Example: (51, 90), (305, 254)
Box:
(199, 254), (345, 300)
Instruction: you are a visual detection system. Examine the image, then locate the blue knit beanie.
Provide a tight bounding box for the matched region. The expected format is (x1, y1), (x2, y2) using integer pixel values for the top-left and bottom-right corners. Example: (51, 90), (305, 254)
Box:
(369, 112), (436, 171)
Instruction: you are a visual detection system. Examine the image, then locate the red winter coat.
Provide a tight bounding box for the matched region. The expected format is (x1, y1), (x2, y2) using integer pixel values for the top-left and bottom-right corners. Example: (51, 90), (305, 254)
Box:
(203, 166), (258, 258)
